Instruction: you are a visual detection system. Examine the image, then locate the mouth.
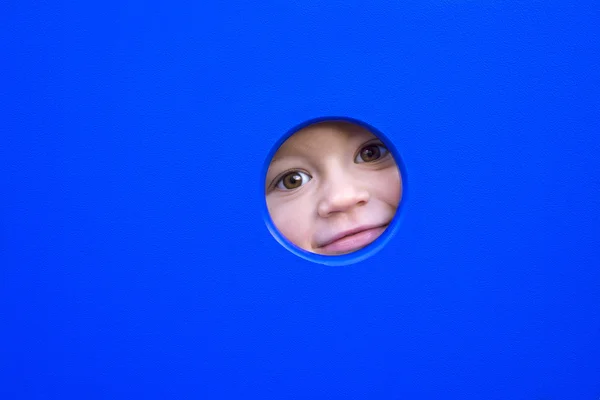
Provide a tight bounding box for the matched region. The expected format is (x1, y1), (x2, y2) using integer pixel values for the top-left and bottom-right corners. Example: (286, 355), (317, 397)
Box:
(316, 224), (389, 255)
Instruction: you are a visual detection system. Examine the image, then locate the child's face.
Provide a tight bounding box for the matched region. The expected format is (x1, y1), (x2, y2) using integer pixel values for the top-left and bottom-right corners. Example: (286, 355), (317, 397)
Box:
(266, 122), (402, 255)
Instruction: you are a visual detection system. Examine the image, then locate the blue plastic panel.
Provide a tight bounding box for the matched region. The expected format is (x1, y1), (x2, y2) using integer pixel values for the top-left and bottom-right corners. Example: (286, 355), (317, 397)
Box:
(2, 0), (599, 398)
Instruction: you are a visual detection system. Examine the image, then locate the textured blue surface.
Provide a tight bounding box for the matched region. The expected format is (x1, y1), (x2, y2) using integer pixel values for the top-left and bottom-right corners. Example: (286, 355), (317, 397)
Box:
(2, 0), (599, 398)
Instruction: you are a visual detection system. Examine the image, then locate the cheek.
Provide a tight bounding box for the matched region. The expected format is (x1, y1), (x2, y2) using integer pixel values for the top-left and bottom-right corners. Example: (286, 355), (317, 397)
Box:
(372, 168), (402, 206)
(267, 195), (314, 248)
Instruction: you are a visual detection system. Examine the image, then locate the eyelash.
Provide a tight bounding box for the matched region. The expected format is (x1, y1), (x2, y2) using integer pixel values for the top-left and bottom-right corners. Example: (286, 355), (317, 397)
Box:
(271, 141), (390, 191)
(354, 142), (389, 164)
(273, 169), (312, 191)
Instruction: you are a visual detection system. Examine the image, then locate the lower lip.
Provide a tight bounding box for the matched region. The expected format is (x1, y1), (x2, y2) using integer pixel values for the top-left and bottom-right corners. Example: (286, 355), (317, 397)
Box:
(319, 225), (388, 255)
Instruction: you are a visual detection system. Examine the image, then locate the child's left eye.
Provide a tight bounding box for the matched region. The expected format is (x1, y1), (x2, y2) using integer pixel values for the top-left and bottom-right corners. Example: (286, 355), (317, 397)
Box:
(355, 144), (389, 163)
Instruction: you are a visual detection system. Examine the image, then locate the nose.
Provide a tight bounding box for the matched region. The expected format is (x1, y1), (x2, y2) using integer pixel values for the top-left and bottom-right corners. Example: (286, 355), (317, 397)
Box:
(317, 170), (370, 217)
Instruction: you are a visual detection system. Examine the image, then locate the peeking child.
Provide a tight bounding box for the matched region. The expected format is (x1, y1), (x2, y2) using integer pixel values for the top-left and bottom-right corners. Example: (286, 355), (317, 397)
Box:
(265, 120), (402, 255)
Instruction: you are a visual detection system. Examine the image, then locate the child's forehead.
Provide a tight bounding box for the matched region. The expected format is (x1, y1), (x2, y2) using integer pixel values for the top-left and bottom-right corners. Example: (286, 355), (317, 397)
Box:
(275, 122), (375, 155)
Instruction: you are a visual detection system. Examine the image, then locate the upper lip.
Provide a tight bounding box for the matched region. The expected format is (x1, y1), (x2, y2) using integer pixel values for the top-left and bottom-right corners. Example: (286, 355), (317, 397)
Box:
(316, 223), (389, 248)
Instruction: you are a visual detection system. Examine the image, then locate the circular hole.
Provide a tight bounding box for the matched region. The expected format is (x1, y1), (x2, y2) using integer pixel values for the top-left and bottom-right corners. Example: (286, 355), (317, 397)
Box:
(262, 117), (406, 266)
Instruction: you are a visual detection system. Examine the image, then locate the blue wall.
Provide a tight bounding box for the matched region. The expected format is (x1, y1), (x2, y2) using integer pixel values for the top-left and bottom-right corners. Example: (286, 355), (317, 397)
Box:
(2, 0), (599, 398)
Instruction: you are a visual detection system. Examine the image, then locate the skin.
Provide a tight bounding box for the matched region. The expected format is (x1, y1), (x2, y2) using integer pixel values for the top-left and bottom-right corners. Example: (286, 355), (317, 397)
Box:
(265, 121), (402, 255)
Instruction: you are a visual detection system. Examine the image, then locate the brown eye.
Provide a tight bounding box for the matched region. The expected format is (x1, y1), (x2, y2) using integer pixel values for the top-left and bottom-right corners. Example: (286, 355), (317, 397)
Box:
(276, 171), (312, 190)
(356, 143), (388, 163)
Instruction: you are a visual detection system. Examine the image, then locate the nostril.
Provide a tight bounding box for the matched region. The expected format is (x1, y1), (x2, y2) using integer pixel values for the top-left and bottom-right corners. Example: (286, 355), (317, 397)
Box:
(320, 188), (370, 216)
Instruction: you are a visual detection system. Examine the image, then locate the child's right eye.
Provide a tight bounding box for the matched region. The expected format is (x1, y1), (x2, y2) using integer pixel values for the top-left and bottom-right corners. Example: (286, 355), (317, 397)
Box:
(276, 171), (312, 190)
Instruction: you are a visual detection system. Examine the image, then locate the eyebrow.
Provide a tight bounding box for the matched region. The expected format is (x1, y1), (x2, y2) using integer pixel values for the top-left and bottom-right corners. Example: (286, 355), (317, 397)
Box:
(271, 139), (322, 162)
(268, 156), (286, 169)
(269, 148), (305, 166)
